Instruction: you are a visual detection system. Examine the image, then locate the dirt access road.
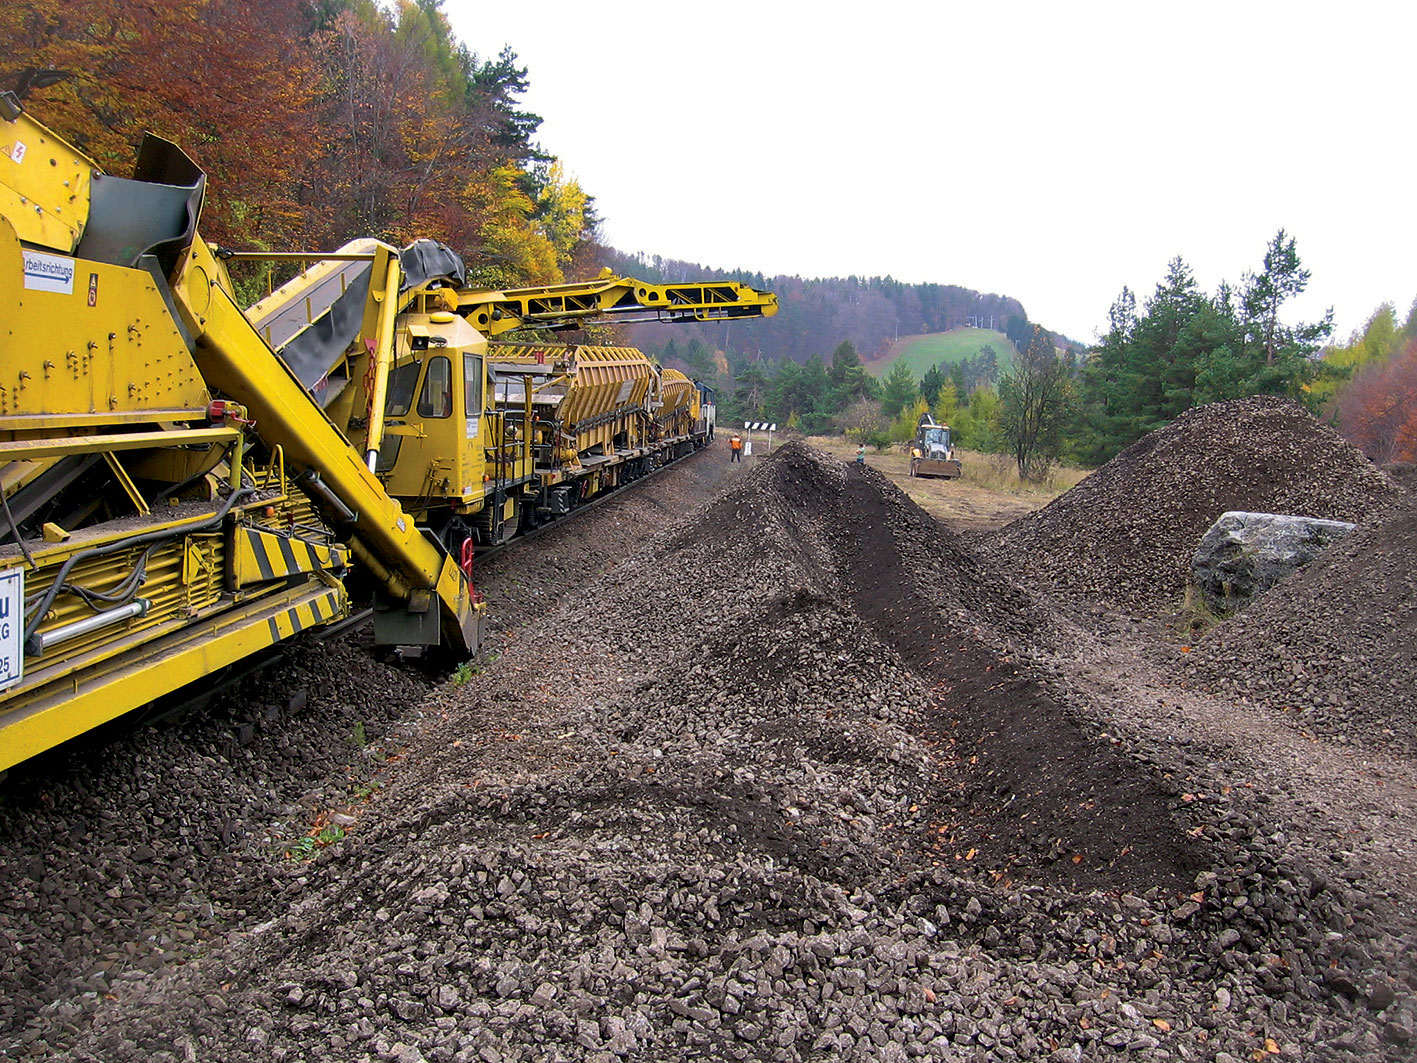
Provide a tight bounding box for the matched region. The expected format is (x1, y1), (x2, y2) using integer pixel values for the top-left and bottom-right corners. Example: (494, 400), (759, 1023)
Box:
(798, 436), (1069, 535)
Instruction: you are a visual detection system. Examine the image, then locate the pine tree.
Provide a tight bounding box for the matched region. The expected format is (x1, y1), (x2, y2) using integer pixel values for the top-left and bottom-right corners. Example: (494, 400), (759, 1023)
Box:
(880, 362), (918, 421)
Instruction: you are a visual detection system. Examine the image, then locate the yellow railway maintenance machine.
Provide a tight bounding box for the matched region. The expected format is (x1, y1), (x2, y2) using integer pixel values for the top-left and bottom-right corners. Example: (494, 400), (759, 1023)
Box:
(0, 97), (775, 772)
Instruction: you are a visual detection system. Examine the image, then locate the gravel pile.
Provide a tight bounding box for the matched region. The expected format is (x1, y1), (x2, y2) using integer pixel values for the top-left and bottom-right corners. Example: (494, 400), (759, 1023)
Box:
(1177, 491), (1417, 755)
(0, 640), (432, 1050)
(0, 450), (736, 1057)
(30, 440), (1414, 1063)
(986, 396), (1401, 616)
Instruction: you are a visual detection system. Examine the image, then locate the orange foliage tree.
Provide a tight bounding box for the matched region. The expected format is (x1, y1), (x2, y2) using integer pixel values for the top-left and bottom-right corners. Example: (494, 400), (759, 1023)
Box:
(5, 0), (594, 284)
(3, 0), (322, 248)
(1335, 341), (1417, 463)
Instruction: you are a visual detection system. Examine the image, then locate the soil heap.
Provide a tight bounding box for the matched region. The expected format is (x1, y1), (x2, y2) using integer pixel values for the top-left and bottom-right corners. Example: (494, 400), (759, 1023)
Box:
(0, 453), (729, 1055)
(40, 440), (1414, 1063)
(1178, 491), (1417, 755)
(986, 396), (1401, 617)
(0, 641), (433, 1046)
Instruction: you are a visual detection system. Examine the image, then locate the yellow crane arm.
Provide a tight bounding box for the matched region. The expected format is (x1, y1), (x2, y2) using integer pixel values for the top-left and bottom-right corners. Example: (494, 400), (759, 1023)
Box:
(454, 275), (778, 336)
(168, 235), (480, 653)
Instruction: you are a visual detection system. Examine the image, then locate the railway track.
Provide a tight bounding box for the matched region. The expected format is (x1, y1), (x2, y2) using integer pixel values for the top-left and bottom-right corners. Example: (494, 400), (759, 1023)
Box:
(477, 443), (710, 563)
(0, 444), (714, 783)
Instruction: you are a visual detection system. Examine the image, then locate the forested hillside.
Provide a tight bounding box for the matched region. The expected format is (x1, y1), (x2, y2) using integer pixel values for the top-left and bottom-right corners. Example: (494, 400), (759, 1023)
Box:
(7, 2), (1411, 472)
(5, 0), (596, 289)
(604, 250), (1030, 366)
(599, 251), (1062, 439)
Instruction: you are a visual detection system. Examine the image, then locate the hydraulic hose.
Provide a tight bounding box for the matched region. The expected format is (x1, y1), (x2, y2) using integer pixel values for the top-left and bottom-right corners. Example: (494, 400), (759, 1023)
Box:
(23, 487), (254, 653)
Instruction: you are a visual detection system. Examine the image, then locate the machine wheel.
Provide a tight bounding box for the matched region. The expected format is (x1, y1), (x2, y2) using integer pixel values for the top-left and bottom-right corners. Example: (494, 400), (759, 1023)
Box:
(470, 497), (521, 546)
(494, 498), (520, 545)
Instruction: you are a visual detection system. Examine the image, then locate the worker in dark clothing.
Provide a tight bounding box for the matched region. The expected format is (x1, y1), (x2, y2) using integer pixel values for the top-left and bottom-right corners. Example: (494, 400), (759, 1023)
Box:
(729, 434), (743, 462)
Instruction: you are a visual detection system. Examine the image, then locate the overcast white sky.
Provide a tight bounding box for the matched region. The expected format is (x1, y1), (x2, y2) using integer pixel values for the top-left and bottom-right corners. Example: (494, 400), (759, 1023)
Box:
(446, 1), (1414, 345)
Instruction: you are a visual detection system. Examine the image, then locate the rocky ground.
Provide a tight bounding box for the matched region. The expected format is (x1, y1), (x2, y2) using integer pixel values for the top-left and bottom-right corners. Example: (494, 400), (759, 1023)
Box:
(1178, 492), (1417, 757)
(986, 396), (1402, 616)
(1, 401), (1414, 1061)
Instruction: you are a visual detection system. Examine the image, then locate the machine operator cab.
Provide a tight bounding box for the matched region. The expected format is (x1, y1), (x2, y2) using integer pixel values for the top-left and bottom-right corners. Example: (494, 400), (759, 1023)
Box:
(920, 425), (953, 460)
(914, 410), (955, 459)
(374, 311), (533, 544)
(376, 311), (484, 490)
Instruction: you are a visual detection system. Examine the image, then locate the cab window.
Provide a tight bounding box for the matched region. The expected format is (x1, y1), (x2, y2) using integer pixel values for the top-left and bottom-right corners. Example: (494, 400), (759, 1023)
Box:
(464, 353), (484, 416)
(386, 359), (421, 416)
(418, 356), (453, 418)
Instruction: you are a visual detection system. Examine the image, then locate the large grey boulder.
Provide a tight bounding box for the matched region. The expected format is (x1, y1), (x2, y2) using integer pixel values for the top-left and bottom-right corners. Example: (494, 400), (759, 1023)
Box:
(1191, 511), (1357, 615)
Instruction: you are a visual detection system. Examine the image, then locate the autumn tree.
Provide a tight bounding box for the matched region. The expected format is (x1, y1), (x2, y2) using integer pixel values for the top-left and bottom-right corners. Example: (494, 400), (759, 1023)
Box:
(311, 1), (489, 246)
(1000, 326), (1073, 480)
(8, 0), (590, 291)
(7, 0), (323, 248)
(531, 160), (595, 266)
(1313, 302), (1404, 411)
(1334, 340), (1417, 463)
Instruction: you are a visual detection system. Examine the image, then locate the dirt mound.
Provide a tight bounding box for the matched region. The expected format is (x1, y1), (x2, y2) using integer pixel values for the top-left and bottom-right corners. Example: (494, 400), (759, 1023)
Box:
(987, 396), (1401, 616)
(1179, 492), (1417, 754)
(0, 638), (431, 1046)
(23, 440), (1417, 1062)
(820, 455), (1203, 891)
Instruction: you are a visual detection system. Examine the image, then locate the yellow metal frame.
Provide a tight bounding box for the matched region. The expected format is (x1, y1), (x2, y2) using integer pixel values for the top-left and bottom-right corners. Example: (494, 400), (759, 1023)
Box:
(0, 426), (238, 461)
(0, 107), (92, 253)
(169, 235), (480, 651)
(455, 275), (778, 336)
(0, 579), (346, 773)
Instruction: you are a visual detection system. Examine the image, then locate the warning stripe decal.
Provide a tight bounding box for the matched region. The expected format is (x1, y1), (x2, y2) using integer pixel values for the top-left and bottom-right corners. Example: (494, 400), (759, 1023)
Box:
(248, 531), (277, 580)
(241, 528), (339, 583)
(263, 587), (342, 646)
(276, 533), (301, 577)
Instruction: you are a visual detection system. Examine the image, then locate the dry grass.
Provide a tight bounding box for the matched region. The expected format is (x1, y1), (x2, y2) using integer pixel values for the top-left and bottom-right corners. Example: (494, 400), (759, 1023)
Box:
(796, 435), (1088, 533)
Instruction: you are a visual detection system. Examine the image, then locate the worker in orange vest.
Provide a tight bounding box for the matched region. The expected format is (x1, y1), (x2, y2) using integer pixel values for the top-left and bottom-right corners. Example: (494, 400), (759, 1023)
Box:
(729, 433), (743, 462)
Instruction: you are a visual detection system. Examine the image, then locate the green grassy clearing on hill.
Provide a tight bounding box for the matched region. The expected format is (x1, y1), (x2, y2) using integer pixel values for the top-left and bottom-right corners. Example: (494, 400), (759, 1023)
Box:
(868, 328), (1017, 378)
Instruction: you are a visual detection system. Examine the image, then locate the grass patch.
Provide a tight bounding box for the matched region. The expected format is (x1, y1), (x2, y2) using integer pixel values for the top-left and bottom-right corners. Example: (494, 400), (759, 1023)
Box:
(285, 823), (346, 861)
(867, 327), (1017, 378)
(279, 808), (351, 861)
(958, 451), (1088, 495)
(806, 436), (1086, 496)
(801, 434), (1086, 532)
(1176, 584), (1224, 641)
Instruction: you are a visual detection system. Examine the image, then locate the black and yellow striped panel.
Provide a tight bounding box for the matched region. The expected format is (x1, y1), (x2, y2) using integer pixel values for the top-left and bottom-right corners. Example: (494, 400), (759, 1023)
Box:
(235, 527), (344, 586)
(265, 585), (344, 644)
(0, 579), (351, 773)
